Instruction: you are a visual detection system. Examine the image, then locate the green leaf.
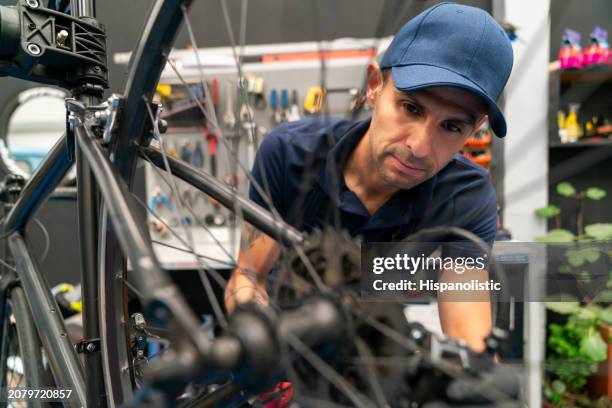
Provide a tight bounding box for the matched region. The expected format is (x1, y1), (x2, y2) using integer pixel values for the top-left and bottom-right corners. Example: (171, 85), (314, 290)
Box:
(552, 379), (566, 394)
(600, 307), (612, 325)
(566, 249), (585, 267)
(557, 182), (576, 197)
(585, 223), (612, 241)
(586, 187), (607, 200)
(579, 270), (591, 282)
(576, 306), (597, 321)
(536, 229), (575, 243)
(544, 301), (580, 314)
(607, 276), (612, 289)
(535, 205), (561, 218)
(559, 265), (570, 274)
(579, 332), (607, 361)
(580, 247), (601, 263)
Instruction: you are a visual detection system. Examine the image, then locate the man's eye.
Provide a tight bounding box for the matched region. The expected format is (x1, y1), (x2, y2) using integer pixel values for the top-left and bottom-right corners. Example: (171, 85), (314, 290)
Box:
(444, 122), (462, 133)
(402, 103), (419, 114)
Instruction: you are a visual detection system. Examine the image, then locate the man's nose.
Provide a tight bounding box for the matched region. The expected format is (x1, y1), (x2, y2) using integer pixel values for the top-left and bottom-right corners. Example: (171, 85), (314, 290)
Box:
(405, 120), (434, 159)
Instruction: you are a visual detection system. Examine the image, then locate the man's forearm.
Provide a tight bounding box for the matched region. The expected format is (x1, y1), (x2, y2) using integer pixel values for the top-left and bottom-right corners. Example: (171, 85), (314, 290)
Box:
(437, 268), (492, 351)
(224, 224), (280, 313)
(438, 301), (491, 351)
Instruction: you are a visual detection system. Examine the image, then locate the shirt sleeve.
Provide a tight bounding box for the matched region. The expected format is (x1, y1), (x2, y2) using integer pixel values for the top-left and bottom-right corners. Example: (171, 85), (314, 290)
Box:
(441, 174), (498, 265)
(248, 130), (286, 218)
(461, 180), (498, 248)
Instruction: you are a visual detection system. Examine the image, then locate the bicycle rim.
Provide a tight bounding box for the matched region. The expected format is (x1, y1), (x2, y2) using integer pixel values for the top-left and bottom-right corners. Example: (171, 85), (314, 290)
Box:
(99, 0), (193, 406)
(0, 286), (46, 408)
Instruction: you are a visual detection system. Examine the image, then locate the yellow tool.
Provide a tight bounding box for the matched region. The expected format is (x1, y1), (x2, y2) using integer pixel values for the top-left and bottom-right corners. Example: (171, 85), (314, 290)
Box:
(304, 86), (326, 114)
(156, 84), (173, 98)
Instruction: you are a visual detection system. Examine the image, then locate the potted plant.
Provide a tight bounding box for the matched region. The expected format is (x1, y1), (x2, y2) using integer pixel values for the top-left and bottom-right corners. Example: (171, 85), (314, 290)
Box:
(535, 182), (612, 406)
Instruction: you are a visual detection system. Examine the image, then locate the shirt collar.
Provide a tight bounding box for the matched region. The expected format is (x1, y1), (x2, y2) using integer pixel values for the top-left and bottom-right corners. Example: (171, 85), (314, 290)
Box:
(316, 118), (437, 223)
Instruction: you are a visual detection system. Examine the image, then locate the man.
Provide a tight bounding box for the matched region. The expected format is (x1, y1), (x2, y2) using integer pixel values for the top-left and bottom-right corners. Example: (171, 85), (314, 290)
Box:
(225, 2), (513, 352)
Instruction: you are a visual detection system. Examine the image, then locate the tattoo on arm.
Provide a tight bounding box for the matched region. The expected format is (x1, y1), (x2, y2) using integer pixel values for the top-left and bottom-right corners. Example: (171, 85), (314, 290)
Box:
(243, 224), (263, 249)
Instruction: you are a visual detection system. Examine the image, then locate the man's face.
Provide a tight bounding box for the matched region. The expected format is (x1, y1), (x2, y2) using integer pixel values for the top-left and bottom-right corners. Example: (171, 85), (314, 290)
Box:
(366, 67), (488, 190)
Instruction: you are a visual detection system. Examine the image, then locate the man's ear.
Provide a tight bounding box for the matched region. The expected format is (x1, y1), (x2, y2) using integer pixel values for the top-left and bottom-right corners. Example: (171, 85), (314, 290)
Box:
(366, 61), (385, 108)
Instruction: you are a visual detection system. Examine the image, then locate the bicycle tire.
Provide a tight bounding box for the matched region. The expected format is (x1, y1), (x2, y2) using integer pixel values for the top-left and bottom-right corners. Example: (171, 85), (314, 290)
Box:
(98, 0), (194, 406)
(0, 285), (47, 408)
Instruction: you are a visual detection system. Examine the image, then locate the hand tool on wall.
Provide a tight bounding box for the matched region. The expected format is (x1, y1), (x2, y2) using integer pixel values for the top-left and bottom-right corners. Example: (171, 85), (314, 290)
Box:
(249, 76), (266, 109)
(242, 122), (262, 171)
(166, 141), (178, 158)
(280, 89), (289, 122)
(204, 130), (226, 227)
(287, 89), (301, 122)
(222, 80), (236, 129)
(148, 187), (175, 213)
(238, 77), (255, 123)
(192, 140), (204, 168)
(270, 89), (281, 125)
(304, 86), (325, 114)
(211, 78), (220, 115)
(179, 141), (192, 163)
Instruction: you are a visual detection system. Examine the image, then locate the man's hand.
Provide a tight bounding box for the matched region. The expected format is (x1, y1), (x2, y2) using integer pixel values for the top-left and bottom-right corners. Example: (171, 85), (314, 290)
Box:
(225, 223), (280, 314)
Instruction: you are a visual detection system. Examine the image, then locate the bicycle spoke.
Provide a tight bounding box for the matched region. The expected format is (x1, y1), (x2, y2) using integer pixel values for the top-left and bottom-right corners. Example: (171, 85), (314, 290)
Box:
(282, 332), (376, 408)
(0, 258), (16, 272)
(138, 147), (236, 265)
(144, 101), (229, 330)
(354, 337), (389, 408)
(182, 0), (269, 289)
(151, 239), (234, 270)
(136, 152), (286, 302)
(149, 61), (327, 296)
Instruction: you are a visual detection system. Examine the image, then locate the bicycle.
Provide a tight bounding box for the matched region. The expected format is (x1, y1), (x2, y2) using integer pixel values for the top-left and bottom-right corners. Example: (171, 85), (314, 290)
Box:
(0, 1), (522, 407)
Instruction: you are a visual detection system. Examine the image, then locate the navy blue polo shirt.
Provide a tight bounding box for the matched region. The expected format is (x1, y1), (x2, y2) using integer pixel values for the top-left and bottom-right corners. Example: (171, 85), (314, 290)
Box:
(249, 117), (498, 247)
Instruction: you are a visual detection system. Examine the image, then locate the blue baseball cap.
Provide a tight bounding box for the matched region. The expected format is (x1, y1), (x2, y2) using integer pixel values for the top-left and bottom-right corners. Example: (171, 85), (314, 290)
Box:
(380, 2), (514, 137)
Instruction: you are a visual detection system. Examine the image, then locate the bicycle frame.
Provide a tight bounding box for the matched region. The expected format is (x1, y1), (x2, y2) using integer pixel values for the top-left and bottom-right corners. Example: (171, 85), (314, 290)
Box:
(0, 1), (303, 407)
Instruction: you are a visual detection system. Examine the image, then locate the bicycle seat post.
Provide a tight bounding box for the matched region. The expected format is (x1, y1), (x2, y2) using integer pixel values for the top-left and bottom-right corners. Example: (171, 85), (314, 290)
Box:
(71, 0), (96, 18)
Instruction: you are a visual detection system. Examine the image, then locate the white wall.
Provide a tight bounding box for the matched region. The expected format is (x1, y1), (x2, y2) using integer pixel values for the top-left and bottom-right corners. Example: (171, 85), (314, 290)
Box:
(502, 0), (550, 241)
(499, 2), (550, 408)
(9, 95), (65, 151)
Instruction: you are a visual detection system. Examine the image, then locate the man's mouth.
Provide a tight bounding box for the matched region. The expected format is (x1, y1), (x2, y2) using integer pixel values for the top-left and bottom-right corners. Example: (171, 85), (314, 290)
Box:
(389, 155), (427, 177)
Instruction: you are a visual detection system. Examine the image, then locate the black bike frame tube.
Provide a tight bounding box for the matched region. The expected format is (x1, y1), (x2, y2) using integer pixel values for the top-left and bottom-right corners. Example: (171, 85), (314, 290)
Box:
(2, 133), (71, 233)
(76, 142), (105, 407)
(8, 232), (86, 408)
(140, 146), (304, 246)
(74, 124), (215, 353)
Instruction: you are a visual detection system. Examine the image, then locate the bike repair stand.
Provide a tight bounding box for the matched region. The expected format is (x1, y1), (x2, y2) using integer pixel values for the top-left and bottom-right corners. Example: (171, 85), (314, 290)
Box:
(0, 1), (110, 406)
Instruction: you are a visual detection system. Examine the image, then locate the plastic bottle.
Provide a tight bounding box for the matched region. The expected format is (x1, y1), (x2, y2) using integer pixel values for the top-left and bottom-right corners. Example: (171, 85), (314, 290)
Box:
(564, 103), (583, 142)
(559, 29), (583, 70)
(583, 27), (609, 66)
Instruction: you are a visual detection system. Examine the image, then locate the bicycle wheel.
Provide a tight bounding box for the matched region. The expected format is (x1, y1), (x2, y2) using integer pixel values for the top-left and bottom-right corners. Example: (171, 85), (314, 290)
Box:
(0, 285), (47, 408)
(96, 1), (517, 407)
(99, 1), (202, 405)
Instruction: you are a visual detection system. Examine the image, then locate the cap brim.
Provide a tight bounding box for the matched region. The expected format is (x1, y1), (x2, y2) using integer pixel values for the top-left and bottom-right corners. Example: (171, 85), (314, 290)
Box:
(391, 65), (507, 137)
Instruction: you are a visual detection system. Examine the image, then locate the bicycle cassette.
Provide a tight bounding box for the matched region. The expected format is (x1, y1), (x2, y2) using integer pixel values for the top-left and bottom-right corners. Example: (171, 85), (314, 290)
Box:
(271, 227), (361, 308)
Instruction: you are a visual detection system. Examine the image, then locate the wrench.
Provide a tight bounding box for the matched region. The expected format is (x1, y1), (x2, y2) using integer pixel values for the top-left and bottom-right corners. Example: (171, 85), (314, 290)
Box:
(222, 80), (236, 129)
